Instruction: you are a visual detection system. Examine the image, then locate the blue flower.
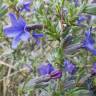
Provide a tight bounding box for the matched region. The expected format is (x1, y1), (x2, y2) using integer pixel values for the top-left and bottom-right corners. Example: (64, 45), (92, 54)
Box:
(64, 60), (77, 74)
(38, 63), (62, 79)
(74, 0), (79, 7)
(82, 28), (96, 55)
(32, 32), (44, 45)
(3, 13), (30, 49)
(17, 0), (31, 12)
(38, 63), (54, 75)
(76, 15), (86, 26)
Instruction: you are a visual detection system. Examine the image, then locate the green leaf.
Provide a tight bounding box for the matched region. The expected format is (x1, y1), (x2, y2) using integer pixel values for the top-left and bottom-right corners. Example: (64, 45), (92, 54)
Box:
(66, 87), (90, 96)
(83, 4), (96, 15)
(44, 19), (60, 40)
(0, 5), (8, 18)
(49, 47), (64, 64)
(10, 0), (18, 4)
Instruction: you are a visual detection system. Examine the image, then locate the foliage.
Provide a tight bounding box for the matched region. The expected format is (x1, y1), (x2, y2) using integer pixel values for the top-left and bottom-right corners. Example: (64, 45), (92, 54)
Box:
(0, 0), (96, 96)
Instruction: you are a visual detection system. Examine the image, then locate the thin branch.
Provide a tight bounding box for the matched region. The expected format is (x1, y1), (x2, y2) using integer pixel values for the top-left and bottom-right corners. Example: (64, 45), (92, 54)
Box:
(0, 60), (15, 69)
(0, 68), (29, 82)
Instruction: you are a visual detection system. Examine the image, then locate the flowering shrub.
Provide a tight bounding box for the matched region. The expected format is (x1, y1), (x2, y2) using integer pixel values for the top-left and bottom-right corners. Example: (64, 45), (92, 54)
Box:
(1, 0), (96, 96)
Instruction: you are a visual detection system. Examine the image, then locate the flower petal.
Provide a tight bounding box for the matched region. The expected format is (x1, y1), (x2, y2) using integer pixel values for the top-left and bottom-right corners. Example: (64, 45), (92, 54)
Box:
(32, 32), (44, 45)
(35, 39), (40, 45)
(82, 28), (96, 55)
(12, 35), (21, 49)
(91, 49), (96, 55)
(3, 26), (22, 37)
(32, 32), (44, 38)
(64, 60), (77, 74)
(18, 16), (26, 27)
(74, 0), (79, 7)
(38, 63), (54, 75)
(85, 31), (95, 44)
(9, 13), (17, 25)
(24, 2), (31, 11)
(20, 31), (30, 41)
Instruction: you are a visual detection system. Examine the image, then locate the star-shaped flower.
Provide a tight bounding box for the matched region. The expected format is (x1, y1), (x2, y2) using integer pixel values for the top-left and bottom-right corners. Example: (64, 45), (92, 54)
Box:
(3, 13), (30, 49)
(64, 60), (77, 74)
(82, 28), (96, 55)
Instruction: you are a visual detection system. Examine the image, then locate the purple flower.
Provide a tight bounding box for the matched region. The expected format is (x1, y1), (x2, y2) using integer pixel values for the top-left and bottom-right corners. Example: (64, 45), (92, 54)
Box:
(76, 15), (86, 26)
(17, 0), (31, 12)
(91, 63), (96, 74)
(3, 13), (30, 49)
(74, 0), (79, 7)
(38, 63), (54, 75)
(32, 32), (44, 44)
(64, 60), (77, 74)
(38, 63), (62, 79)
(82, 28), (96, 55)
